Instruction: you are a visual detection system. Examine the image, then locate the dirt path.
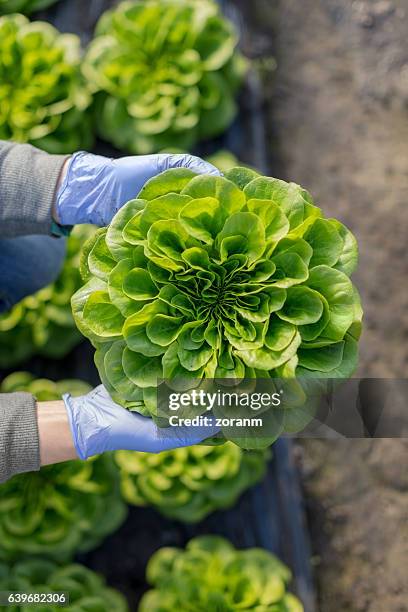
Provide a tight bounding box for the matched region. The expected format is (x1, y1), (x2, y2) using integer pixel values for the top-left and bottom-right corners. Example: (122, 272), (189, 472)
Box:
(238, 0), (408, 378)
(234, 1), (408, 610)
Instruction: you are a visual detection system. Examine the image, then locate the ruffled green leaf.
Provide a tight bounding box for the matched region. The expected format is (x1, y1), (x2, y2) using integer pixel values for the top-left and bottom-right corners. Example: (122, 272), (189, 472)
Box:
(106, 199), (146, 261)
(122, 348), (162, 388)
(179, 197), (225, 244)
(277, 287), (324, 325)
(225, 166), (261, 190)
(305, 218), (344, 268)
(298, 341), (345, 372)
(217, 212), (265, 263)
(123, 302), (166, 356)
(123, 268), (159, 301)
(88, 229), (116, 281)
(330, 219), (359, 276)
(306, 265), (355, 342)
(147, 314), (184, 347)
(83, 291), (124, 338)
(104, 341), (144, 401)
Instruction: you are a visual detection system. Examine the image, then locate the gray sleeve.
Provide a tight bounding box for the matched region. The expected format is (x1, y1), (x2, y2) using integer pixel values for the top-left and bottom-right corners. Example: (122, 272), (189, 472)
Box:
(0, 140), (68, 238)
(0, 392), (40, 483)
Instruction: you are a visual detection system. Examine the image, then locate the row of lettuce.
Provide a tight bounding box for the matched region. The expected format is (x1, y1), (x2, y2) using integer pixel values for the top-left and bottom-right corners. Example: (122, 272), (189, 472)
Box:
(0, 538), (303, 611)
(0, 372), (302, 611)
(0, 0), (245, 154)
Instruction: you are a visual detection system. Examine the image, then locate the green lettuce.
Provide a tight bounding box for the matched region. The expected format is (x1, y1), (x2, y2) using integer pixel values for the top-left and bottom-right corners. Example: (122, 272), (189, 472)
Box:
(206, 150), (256, 174)
(0, 14), (92, 153)
(83, 0), (246, 153)
(115, 444), (269, 522)
(139, 535), (303, 611)
(0, 559), (128, 611)
(0, 371), (91, 399)
(0, 226), (95, 368)
(73, 167), (362, 448)
(0, 0), (59, 14)
(0, 373), (127, 562)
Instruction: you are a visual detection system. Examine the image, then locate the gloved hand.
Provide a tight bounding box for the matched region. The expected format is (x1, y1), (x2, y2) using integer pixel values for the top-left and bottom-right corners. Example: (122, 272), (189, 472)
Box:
(56, 152), (220, 227)
(63, 385), (219, 460)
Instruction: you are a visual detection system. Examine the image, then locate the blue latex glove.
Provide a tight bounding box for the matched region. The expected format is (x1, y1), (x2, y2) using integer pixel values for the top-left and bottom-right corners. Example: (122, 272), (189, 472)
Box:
(56, 152), (220, 227)
(63, 385), (220, 460)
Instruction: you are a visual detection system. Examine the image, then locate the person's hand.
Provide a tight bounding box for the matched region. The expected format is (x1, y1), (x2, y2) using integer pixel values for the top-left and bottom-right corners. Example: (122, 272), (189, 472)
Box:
(55, 152), (220, 227)
(62, 385), (219, 460)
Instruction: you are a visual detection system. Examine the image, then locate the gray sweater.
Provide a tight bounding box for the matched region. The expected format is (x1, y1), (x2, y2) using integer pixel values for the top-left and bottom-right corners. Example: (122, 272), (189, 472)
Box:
(0, 141), (67, 483)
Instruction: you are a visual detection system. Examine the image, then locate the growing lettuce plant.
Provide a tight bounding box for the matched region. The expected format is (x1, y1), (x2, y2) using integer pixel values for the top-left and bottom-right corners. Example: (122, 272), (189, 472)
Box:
(0, 559), (128, 611)
(0, 371), (91, 399)
(83, 0), (246, 153)
(0, 374), (127, 562)
(0, 0), (59, 15)
(206, 150), (255, 174)
(0, 226), (94, 368)
(139, 536), (303, 611)
(0, 14), (92, 153)
(116, 444), (269, 522)
(73, 167), (362, 449)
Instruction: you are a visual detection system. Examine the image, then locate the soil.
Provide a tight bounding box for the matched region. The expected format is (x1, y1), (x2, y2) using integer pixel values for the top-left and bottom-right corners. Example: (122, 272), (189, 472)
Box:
(233, 1), (408, 610)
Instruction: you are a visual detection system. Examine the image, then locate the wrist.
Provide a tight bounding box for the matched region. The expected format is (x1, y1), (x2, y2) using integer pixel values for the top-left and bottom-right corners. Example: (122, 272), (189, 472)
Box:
(55, 151), (114, 227)
(52, 157), (70, 224)
(37, 400), (78, 466)
(62, 392), (104, 460)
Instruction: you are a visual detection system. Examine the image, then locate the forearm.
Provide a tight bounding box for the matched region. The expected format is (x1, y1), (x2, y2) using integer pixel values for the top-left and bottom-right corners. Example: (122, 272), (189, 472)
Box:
(0, 393), (78, 484)
(0, 140), (68, 238)
(37, 400), (77, 466)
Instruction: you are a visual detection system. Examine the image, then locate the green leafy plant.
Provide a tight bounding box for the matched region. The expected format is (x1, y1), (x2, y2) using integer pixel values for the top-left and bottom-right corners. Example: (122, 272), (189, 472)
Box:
(0, 559), (128, 611)
(0, 0), (59, 15)
(0, 226), (94, 368)
(0, 374), (127, 562)
(139, 535), (303, 611)
(0, 14), (92, 153)
(0, 371), (91, 399)
(73, 167), (362, 448)
(206, 150), (255, 174)
(83, 0), (246, 154)
(116, 444), (269, 522)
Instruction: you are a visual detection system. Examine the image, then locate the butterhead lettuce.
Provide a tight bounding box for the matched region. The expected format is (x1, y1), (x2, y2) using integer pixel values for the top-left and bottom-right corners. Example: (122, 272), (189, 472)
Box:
(0, 1), (59, 15)
(0, 559), (128, 611)
(73, 168), (363, 448)
(140, 536), (303, 611)
(83, 0), (246, 153)
(115, 443), (269, 522)
(0, 14), (92, 153)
